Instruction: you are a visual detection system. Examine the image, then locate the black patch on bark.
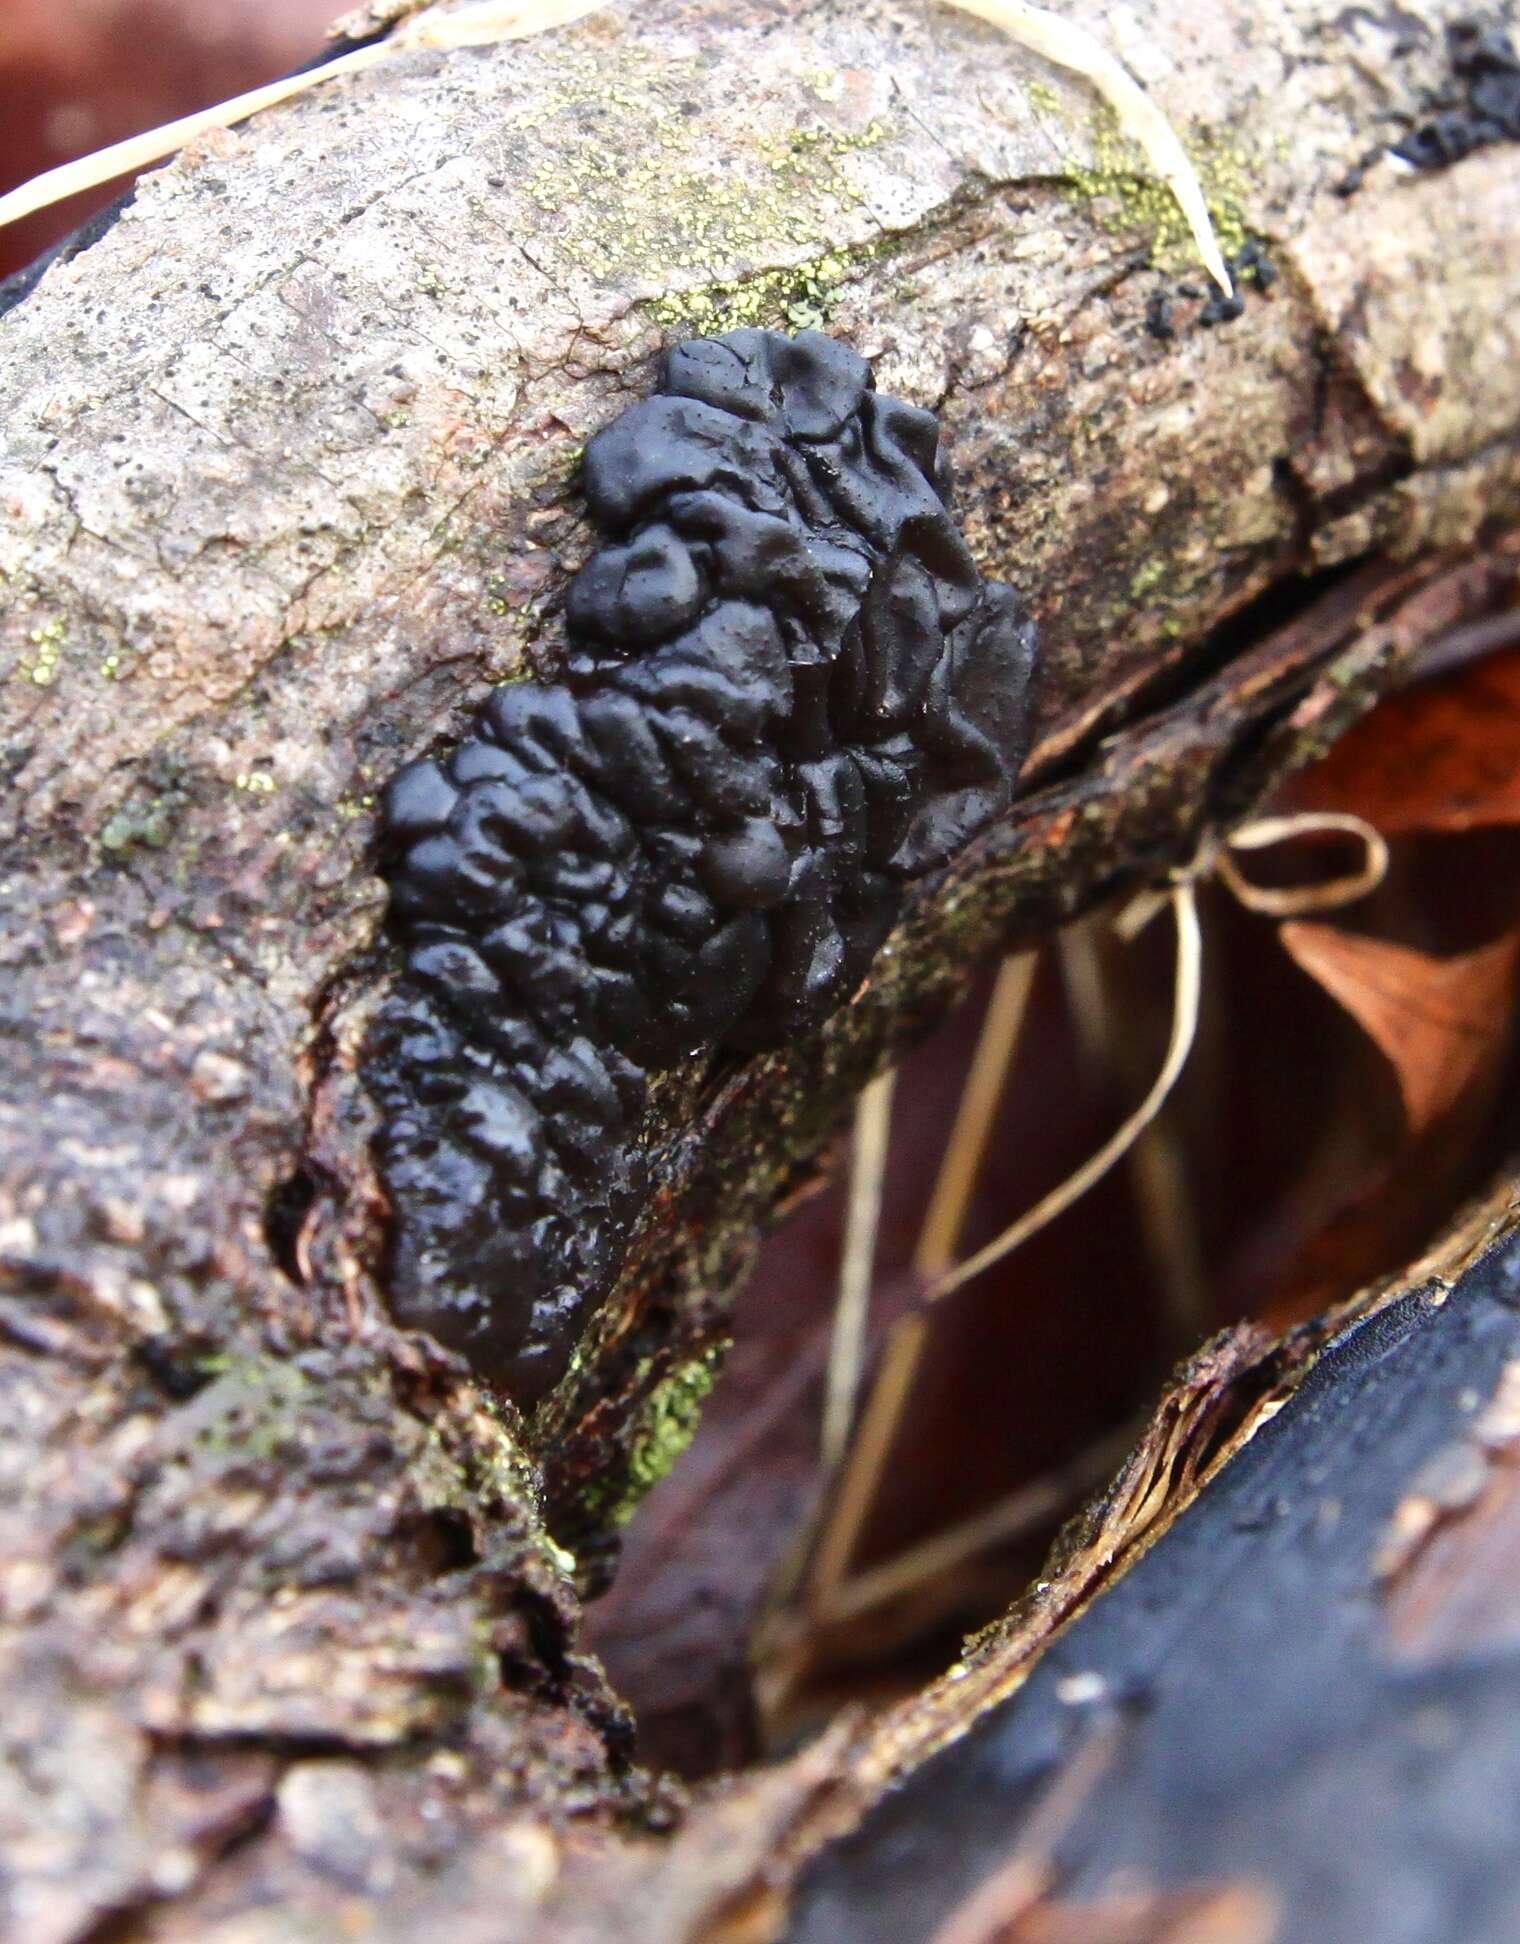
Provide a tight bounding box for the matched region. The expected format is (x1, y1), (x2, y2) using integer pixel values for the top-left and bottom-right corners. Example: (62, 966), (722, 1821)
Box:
(1391, 21), (1520, 169)
(368, 328), (1037, 1401)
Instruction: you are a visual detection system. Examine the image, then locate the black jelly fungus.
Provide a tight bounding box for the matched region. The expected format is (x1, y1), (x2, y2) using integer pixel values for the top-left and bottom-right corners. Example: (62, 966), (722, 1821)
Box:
(368, 328), (1038, 1401)
(1391, 22), (1520, 170)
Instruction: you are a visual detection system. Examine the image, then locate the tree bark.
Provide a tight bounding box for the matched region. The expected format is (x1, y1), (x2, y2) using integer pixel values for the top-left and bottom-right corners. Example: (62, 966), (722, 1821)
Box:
(1, 0), (1518, 1936)
(775, 1178), (1520, 1944)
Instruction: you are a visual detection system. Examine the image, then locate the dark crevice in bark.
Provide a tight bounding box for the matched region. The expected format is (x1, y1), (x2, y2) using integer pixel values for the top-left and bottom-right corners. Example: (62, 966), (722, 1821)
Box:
(263, 1165), (320, 1288)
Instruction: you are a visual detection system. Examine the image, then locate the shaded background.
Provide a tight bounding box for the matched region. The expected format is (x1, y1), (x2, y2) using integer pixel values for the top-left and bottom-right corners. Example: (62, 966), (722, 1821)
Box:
(0, 0), (341, 283)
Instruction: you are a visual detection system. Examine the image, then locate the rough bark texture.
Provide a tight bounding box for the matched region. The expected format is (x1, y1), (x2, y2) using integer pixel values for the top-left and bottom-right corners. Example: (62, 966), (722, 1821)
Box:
(1, 0), (1519, 1936)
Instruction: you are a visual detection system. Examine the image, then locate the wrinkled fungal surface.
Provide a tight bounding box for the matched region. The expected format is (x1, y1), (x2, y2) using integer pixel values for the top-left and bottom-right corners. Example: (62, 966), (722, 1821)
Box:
(369, 329), (1038, 1402)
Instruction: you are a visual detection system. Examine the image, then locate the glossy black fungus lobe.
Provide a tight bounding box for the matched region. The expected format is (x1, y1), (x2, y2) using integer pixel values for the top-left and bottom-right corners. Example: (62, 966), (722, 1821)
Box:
(1391, 23), (1520, 170)
(369, 329), (1038, 1401)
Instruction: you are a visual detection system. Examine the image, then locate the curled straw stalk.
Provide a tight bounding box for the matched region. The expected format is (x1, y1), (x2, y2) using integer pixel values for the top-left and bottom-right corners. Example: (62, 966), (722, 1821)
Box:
(0, 0), (1231, 296)
(797, 812), (1388, 1650)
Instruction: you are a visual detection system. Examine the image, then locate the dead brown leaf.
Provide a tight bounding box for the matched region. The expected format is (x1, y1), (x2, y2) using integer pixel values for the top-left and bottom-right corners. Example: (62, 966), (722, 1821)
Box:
(1007, 1882), (1280, 1944)
(1289, 644), (1520, 834)
(1277, 922), (1520, 1137)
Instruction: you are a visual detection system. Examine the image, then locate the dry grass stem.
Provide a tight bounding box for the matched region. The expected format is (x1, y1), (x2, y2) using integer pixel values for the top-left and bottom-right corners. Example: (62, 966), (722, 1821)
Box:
(816, 1420), (1136, 1628)
(926, 887), (1203, 1307)
(808, 954), (1039, 1609)
(940, 0), (1233, 293)
(821, 1066), (899, 1474)
(1217, 811), (1388, 916)
(1059, 924), (1210, 1351)
(0, 0), (604, 233)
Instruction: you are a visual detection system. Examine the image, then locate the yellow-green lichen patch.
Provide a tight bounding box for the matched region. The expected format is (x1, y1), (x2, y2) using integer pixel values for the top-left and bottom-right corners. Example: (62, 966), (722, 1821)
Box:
(99, 789), (181, 854)
(1059, 104), (1254, 275)
(172, 1354), (319, 1468)
(648, 242), (887, 336)
(416, 1403), (576, 1581)
(1111, 538), (1225, 643)
(503, 42), (892, 298)
(606, 1347), (724, 1527)
(1129, 556), (1168, 599)
(19, 617), (66, 688)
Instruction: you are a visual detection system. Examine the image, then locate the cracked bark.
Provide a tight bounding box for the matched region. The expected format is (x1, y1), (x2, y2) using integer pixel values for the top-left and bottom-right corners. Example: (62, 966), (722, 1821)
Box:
(1, 0), (1518, 1938)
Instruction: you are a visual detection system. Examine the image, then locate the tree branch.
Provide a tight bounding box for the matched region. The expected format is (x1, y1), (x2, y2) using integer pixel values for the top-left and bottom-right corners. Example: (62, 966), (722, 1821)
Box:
(1, 0), (1518, 1935)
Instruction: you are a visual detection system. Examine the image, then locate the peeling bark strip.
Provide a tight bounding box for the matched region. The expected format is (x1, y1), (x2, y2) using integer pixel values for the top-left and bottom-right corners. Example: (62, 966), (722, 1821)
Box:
(370, 328), (1035, 1400)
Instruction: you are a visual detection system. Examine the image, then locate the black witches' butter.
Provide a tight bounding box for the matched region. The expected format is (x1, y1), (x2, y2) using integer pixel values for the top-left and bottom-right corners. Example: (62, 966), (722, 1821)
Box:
(369, 328), (1037, 1400)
